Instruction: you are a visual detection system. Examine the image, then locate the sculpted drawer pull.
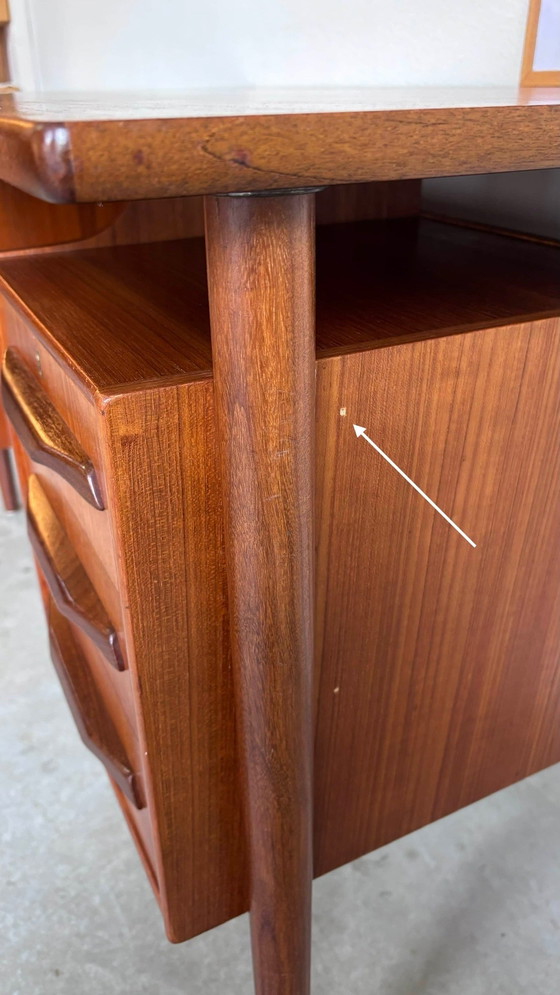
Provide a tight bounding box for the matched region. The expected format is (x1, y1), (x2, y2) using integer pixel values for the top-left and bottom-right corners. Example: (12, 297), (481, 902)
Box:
(1, 348), (104, 510)
(27, 474), (125, 671)
(48, 601), (145, 810)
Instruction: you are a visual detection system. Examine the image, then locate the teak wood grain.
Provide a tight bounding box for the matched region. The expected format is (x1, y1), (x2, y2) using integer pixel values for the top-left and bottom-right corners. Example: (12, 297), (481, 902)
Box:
(313, 317), (560, 874)
(100, 379), (247, 942)
(0, 195), (204, 257)
(0, 89), (559, 201)
(205, 194), (315, 995)
(0, 180), (122, 251)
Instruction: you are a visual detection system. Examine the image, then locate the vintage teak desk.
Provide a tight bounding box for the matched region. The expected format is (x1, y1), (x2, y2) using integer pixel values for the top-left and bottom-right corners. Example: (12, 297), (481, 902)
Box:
(1, 90), (560, 994)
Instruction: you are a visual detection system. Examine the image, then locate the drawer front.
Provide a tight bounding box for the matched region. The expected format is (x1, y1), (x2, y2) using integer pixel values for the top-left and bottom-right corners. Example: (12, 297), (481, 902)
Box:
(0, 298), (105, 475)
(2, 297), (248, 944)
(1, 347), (104, 509)
(111, 782), (161, 902)
(1, 302), (125, 648)
(48, 598), (145, 810)
(67, 620), (142, 786)
(27, 473), (125, 671)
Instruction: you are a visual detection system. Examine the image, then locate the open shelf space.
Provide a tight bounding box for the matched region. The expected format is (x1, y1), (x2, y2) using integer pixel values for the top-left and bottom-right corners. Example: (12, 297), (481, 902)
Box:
(0, 216), (559, 393)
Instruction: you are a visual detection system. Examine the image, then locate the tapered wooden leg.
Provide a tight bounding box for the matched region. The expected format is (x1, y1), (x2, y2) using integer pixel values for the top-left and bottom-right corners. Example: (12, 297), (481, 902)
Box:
(205, 193), (315, 995)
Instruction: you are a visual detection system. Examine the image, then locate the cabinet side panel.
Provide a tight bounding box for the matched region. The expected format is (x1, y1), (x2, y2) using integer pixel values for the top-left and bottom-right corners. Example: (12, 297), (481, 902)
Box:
(314, 318), (560, 875)
(102, 380), (247, 942)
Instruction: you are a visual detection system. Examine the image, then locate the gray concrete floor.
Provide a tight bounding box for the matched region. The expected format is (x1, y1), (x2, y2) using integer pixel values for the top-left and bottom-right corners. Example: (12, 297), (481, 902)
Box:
(2, 507), (560, 995)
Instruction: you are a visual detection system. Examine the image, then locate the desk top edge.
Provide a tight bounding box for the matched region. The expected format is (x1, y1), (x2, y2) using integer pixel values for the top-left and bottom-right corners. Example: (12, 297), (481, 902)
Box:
(0, 87), (559, 203)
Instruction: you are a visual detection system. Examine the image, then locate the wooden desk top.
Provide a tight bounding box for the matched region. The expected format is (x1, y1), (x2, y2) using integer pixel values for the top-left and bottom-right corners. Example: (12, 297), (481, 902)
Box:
(0, 87), (559, 203)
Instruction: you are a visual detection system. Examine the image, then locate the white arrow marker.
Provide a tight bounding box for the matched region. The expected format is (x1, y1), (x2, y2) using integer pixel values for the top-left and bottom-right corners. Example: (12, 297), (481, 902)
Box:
(353, 425), (477, 548)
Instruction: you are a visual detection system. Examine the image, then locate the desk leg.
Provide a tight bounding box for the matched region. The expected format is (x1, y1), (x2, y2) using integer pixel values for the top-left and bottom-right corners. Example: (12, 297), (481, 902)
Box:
(205, 193), (315, 995)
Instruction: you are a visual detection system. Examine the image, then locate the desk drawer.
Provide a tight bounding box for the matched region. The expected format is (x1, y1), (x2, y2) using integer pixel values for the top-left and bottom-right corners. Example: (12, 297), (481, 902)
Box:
(27, 473), (125, 671)
(0, 312), (125, 664)
(0, 297), (235, 944)
(0, 300), (109, 517)
(47, 598), (145, 810)
(2, 347), (104, 509)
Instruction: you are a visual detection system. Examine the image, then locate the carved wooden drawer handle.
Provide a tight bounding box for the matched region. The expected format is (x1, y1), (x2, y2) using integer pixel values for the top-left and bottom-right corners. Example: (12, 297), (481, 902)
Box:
(27, 474), (125, 670)
(1, 348), (104, 510)
(48, 600), (145, 810)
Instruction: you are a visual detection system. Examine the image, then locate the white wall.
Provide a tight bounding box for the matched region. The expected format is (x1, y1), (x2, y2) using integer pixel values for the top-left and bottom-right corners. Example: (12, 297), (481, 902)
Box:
(8, 0), (530, 92)
(8, 0), (559, 239)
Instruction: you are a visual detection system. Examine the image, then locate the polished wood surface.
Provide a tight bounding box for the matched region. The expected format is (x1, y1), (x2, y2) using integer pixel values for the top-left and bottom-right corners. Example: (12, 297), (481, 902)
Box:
(4, 196), (206, 255)
(313, 316), (560, 874)
(27, 474), (125, 670)
(48, 600), (145, 809)
(2, 348), (104, 508)
(77, 195), (204, 246)
(0, 181), (121, 250)
(314, 218), (560, 352)
(1, 181), (420, 260)
(205, 194), (315, 995)
(2, 219), (560, 393)
(101, 379), (247, 942)
(0, 238), (214, 389)
(0, 88), (559, 201)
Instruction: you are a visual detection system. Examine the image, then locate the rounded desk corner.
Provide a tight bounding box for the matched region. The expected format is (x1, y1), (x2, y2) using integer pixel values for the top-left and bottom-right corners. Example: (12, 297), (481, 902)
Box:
(29, 122), (76, 204)
(0, 118), (76, 204)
